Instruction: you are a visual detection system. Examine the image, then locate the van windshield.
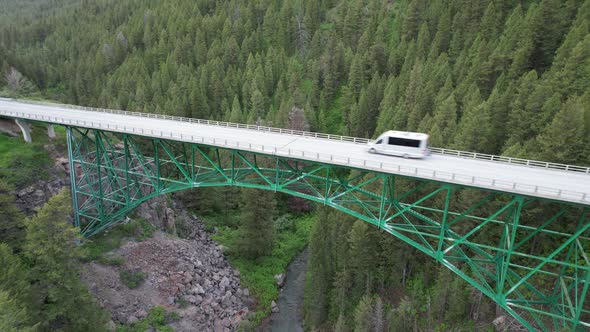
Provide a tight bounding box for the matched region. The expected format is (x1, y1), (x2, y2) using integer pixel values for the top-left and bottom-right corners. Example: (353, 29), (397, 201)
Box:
(388, 137), (421, 148)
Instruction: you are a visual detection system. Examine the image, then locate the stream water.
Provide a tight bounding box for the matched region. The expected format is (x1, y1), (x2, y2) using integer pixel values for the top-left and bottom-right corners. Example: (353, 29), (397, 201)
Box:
(264, 247), (309, 332)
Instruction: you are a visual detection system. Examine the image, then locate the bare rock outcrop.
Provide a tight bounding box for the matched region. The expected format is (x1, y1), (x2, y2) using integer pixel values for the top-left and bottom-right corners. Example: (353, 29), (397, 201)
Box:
(82, 199), (253, 331)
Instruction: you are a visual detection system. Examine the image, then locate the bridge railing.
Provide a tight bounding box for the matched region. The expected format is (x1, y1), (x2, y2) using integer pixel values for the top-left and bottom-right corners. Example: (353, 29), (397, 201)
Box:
(429, 147), (590, 173)
(7, 99), (590, 174)
(2, 106), (590, 205)
(17, 99), (370, 144)
(29, 98), (590, 174)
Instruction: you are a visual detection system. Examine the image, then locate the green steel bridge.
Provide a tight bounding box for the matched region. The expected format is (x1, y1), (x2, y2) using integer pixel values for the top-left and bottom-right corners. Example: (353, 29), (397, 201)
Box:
(1, 98), (590, 331)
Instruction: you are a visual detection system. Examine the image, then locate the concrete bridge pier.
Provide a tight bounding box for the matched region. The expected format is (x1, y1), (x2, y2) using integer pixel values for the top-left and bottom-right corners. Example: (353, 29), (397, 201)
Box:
(14, 119), (32, 143)
(0, 118), (57, 142)
(47, 125), (56, 139)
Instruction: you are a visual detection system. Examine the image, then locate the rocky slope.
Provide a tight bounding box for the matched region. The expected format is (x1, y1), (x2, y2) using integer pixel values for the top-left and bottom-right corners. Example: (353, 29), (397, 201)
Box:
(13, 148), (69, 214)
(12, 142), (254, 331)
(82, 224), (252, 331)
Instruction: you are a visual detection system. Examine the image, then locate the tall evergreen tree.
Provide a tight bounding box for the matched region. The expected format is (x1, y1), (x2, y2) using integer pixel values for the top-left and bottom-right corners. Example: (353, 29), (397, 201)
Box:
(24, 190), (107, 331)
(0, 180), (25, 251)
(537, 97), (587, 164)
(234, 188), (276, 259)
(0, 290), (35, 332)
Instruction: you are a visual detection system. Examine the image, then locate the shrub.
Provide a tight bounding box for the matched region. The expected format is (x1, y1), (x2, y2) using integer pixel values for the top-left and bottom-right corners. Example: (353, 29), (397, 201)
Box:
(98, 253), (124, 266)
(119, 269), (146, 289)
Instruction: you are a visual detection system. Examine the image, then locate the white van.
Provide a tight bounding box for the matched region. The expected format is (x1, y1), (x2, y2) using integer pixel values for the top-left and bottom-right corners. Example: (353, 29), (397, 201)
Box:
(367, 130), (430, 158)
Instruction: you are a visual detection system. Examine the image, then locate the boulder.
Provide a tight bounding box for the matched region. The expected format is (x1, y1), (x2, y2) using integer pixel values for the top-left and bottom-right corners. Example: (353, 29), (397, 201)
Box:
(274, 273), (286, 287)
(493, 315), (506, 331)
(194, 284), (205, 294)
(271, 301), (279, 313)
(221, 291), (232, 308)
(184, 295), (197, 304)
(106, 320), (117, 331)
(183, 271), (193, 284)
(214, 319), (224, 332)
(220, 276), (230, 289)
(135, 309), (148, 319)
(126, 316), (138, 325)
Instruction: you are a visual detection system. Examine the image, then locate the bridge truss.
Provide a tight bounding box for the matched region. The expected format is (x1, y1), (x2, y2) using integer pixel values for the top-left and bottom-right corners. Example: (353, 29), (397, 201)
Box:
(66, 127), (589, 331)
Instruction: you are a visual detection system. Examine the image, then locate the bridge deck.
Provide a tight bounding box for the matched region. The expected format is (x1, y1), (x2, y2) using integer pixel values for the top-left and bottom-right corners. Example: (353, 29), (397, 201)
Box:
(1, 99), (589, 205)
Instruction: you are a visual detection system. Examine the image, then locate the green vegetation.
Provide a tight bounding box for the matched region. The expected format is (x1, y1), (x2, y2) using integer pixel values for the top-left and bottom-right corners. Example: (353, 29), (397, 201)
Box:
(83, 217), (155, 262)
(233, 188), (277, 259)
(0, 189), (109, 331)
(0, 180), (25, 251)
(98, 253), (124, 267)
(207, 211), (314, 323)
(116, 306), (178, 332)
(119, 269), (146, 289)
(0, 130), (52, 187)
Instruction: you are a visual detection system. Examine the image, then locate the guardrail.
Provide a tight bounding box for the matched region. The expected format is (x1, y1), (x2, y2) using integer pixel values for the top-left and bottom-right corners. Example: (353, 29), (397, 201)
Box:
(429, 147), (590, 173)
(10, 98), (590, 175)
(13, 98), (370, 144)
(1, 107), (589, 205)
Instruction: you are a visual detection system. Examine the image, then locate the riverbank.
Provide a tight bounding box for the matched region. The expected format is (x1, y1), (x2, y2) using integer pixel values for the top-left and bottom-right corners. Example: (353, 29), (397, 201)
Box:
(203, 213), (314, 325)
(262, 247), (308, 332)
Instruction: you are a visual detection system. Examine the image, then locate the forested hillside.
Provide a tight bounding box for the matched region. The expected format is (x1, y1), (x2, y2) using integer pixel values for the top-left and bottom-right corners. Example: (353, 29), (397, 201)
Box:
(1, 0), (589, 164)
(1, 0), (590, 331)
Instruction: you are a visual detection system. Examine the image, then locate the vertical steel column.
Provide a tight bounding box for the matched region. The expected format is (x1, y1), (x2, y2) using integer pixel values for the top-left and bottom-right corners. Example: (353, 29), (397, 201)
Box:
(498, 197), (523, 296)
(153, 139), (161, 192)
(66, 127), (80, 228)
(94, 131), (105, 221)
(436, 185), (453, 259)
(572, 208), (589, 331)
(123, 135), (131, 205)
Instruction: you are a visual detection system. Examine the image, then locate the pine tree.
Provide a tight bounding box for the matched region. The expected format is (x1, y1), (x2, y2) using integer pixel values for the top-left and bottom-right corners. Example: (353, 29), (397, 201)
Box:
(334, 313), (350, 332)
(0, 290), (35, 332)
(304, 207), (337, 327)
(445, 275), (469, 322)
(228, 95), (243, 123)
(0, 243), (30, 320)
(402, 0), (423, 41)
(453, 84), (489, 152)
(24, 189), (108, 331)
(353, 294), (374, 332)
(348, 219), (381, 300)
(537, 97), (587, 164)
(0, 180), (25, 251)
(429, 93), (457, 147)
(388, 297), (416, 332)
(234, 188), (276, 259)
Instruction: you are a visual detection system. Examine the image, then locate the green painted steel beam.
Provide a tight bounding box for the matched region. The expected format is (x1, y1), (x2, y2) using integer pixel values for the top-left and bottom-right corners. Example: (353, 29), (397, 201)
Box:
(63, 128), (590, 331)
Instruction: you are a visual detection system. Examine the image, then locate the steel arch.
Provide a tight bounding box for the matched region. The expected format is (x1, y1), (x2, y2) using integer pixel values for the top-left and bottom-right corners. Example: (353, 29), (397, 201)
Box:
(66, 127), (590, 331)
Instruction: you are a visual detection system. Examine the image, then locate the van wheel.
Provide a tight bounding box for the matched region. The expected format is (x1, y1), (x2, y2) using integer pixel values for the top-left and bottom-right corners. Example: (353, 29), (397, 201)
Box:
(369, 148), (376, 154)
(403, 154), (409, 159)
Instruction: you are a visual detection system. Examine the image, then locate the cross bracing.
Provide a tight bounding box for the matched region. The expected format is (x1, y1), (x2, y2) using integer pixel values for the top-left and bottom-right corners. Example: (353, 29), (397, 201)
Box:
(64, 128), (589, 331)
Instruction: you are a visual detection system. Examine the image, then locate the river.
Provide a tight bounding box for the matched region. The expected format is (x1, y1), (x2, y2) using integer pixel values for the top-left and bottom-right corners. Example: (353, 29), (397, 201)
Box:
(261, 247), (309, 332)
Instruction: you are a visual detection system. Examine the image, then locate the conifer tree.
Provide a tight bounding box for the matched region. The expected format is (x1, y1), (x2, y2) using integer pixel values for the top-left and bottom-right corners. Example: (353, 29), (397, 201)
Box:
(353, 294), (374, 332)
(228, 95), (243, 123)
(0, 180), (25, 251)
(0, 243), (30, 319)
(234, 188), (276, 259)
(334, 313), (349, 332)
(24, 190), (107, 331)
(0, 290), (35, 332)
(537, 97), (587, 164)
